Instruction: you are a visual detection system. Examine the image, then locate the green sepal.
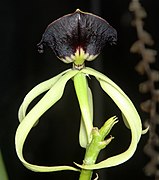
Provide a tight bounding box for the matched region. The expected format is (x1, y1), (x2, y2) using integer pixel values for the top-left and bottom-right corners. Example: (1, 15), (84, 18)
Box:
(15, 70), (80, 172)
(74, 67), (144, 170)
(18, 69), (70, 122)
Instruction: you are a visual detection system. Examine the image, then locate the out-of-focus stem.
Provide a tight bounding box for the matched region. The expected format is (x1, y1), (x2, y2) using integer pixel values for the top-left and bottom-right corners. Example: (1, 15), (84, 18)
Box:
(0, 150), (8, 180)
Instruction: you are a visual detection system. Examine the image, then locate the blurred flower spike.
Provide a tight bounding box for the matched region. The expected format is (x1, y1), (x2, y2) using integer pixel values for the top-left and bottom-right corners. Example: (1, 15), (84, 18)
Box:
(37, 9), (117, 69)
(15, 9), (147, 174)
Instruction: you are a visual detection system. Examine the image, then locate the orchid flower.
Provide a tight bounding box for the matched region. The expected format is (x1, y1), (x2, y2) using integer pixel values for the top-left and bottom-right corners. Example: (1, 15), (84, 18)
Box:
(15, 9), (147, 179)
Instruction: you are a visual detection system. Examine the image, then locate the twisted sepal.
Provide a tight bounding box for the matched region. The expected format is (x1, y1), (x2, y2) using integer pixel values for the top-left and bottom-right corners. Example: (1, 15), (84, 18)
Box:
(75, 67), (145, 170)
(15, 70), (80, 172)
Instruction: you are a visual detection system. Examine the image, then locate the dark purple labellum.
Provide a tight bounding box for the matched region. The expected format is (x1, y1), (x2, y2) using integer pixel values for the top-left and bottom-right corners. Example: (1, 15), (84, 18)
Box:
(37, 9), (117, 64)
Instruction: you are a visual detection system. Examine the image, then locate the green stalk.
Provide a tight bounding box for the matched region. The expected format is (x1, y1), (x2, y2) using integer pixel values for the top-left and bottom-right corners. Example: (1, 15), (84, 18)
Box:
(79, 128), (102, 180)
(73, 72), (94, 179)
(73, 72), (93, 147)
(73, 72), (116, 179)
(79, 126), (114, 180)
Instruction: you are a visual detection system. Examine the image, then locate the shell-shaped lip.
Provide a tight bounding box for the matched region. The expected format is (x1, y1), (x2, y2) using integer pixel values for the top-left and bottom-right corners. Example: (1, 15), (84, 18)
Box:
(37, 9), (117, 64)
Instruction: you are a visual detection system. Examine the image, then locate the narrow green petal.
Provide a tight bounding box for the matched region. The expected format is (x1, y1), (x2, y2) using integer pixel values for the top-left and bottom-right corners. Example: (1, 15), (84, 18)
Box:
(82, 67), (142, 139)
(18, 69), (70, 122)
(79, 87), (93, 148)
(73, 73), (93, 147)
(77, 67), (143, 170)
(15, 70), (79, 172)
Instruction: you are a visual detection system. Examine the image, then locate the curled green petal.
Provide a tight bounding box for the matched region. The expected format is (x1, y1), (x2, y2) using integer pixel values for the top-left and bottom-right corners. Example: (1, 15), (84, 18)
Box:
(18, 69), (70, 122)
(121, 112), (149, 135)
(77, 67), (143, 170)
(142, 126), (149, 134)
(15, 70), (80, 172)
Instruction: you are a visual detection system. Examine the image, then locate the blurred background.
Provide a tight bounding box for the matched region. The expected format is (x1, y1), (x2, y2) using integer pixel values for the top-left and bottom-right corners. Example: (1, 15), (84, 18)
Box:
(0, 0), (159, 179)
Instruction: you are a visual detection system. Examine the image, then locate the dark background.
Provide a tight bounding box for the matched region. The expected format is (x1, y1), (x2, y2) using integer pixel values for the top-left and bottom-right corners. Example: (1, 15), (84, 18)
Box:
(1, 0), (159, 179)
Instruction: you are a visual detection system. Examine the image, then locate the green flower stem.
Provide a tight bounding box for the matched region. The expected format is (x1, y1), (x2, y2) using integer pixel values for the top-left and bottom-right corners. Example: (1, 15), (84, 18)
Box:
(73, 71), (118, 180)
(79, 128), (105, 180)
(79, 117), (116, 180)
(73, 72), (93, 146)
